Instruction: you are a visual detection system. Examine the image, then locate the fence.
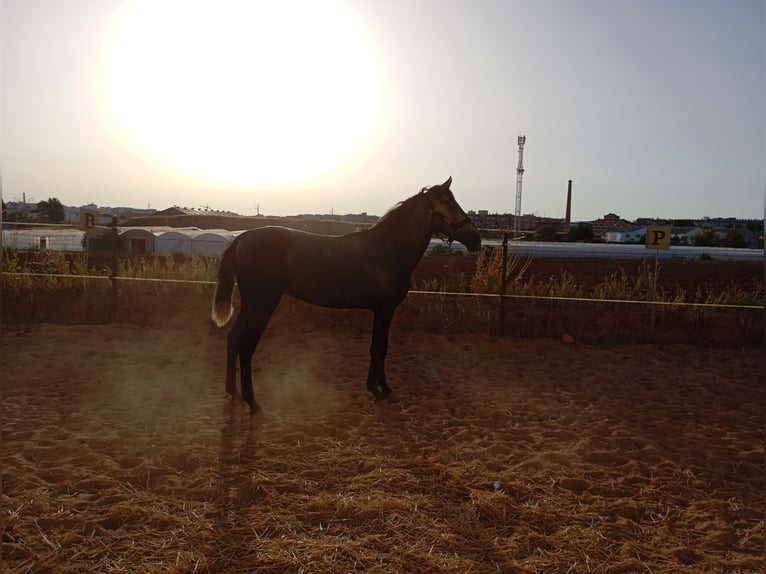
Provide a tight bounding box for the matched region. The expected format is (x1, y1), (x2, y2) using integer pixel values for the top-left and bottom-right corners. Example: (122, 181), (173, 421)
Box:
(2, 232), (762, 345)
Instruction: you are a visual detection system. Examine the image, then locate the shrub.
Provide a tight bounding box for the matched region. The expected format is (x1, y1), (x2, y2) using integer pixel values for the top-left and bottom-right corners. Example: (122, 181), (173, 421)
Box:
(470, 246), (532, 294)
(428, 244), (464, 256)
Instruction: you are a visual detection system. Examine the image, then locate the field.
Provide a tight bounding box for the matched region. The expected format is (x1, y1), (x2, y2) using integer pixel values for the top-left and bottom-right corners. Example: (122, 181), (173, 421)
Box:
(1, 256), (764, 572)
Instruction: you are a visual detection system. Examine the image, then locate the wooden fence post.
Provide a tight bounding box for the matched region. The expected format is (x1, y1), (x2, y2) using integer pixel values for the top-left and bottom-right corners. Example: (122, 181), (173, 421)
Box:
(110, 216), (118, 321)
(499, 232), (508, 333)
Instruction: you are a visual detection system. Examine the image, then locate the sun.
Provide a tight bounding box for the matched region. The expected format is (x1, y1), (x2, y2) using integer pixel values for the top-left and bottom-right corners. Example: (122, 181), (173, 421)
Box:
(106, 0), (382, 187)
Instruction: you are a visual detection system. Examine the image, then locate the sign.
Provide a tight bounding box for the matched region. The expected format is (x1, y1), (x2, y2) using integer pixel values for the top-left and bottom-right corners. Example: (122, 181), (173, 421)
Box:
(646, 226), (671, 250)
(79, 208), (99, 228)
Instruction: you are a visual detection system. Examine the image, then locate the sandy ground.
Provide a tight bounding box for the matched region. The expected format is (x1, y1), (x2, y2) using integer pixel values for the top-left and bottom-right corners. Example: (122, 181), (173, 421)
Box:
(1, 312), (763, 573)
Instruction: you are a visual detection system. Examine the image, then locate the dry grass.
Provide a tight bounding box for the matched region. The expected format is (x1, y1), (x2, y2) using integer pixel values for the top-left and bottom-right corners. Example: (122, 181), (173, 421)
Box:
(2, 250), (763, 344)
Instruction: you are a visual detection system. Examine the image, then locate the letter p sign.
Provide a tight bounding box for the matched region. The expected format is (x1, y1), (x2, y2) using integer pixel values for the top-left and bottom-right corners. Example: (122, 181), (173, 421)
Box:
(646, 226), (671, 250)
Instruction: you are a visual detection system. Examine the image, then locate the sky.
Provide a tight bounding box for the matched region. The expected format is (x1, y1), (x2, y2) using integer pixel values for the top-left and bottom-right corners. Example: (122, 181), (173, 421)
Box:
(2, 0), (764, 222)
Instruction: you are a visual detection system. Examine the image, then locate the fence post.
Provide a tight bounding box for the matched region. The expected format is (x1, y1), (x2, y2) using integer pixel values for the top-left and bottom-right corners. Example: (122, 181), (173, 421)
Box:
(648, 249), (662, 339)
(0, 190), (4, 332)
(83, 234), (89, 322)
(499, 232), (508, 333)
(110, 216), (118, 321)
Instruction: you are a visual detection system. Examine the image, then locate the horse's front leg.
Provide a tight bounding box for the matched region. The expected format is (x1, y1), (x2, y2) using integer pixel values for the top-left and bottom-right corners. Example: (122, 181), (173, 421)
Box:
(368, 307), (395, 400)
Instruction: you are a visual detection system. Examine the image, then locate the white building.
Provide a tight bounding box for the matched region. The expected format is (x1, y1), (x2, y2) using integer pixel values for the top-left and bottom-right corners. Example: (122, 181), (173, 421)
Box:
(605, 227), (646, 243)
(155, 229), (235, 256)
(2, 227), (87, 252)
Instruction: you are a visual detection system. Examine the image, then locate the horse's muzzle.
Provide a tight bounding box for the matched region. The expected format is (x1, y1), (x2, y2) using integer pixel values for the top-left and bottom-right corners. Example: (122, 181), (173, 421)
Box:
(456, 226), (482, 253)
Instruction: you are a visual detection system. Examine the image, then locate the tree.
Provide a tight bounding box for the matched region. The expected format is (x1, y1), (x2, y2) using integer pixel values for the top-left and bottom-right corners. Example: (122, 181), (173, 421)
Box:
(567, 222), (593, 242)
(720, 230), (746, 248)
(691, 227), (719, 247)
(37, 197), (65, 223)
(534, 226), (559, 242)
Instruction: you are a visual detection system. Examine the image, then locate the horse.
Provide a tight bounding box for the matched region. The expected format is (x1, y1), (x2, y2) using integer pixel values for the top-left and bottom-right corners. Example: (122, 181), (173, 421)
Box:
(211, 176), (481, 412)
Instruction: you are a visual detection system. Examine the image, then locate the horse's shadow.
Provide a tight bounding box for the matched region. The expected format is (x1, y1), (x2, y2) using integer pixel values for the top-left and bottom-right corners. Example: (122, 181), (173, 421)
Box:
(218, 400), (261, 467)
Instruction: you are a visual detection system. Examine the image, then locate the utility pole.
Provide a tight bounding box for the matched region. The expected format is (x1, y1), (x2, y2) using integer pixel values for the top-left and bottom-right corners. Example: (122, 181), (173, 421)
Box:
(514, 135), (526, 235)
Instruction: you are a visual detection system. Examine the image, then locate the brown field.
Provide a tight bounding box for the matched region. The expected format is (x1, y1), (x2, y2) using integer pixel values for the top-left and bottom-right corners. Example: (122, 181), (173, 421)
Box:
(1, 256), (764, 572)
(412, 253), (764, 294)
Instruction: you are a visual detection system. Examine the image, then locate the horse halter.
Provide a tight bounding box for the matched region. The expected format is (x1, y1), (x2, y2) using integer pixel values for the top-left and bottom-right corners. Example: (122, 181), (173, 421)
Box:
(422, 185), (473, 244)
(439, 214), (473, 244)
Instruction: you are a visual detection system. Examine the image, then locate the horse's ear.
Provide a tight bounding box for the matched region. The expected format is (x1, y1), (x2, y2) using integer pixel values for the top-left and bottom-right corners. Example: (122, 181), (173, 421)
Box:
(443, 176), (452, 189)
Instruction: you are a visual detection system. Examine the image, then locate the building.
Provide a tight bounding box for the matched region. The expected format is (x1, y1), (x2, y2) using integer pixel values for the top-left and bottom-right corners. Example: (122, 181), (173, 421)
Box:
(591, 213), (633, 239)
(1, 227), (87, 252)
(154, 206), (239, 217)
(604, 227), (646, 243)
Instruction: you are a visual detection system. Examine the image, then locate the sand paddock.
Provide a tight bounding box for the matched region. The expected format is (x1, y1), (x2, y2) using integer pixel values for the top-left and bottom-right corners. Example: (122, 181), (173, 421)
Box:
(1, 307), (763, 573)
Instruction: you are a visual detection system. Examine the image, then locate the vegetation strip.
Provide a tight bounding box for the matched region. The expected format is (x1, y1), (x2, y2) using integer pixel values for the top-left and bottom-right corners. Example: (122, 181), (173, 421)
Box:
(2, 272), (212, 285)
(3, 271), (762, 310)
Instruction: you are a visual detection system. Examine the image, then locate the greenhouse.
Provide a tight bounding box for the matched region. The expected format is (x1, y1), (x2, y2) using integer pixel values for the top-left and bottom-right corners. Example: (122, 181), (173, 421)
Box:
(154, 229), (235, 256)
(2, 228), (87, 252)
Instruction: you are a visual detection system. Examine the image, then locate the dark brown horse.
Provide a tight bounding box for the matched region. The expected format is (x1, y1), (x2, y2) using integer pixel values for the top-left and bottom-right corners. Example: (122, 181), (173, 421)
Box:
(211, 177), (481, 412)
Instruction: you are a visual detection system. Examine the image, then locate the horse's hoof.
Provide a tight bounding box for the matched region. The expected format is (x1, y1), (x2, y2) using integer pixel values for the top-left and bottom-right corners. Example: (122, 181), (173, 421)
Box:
(373, 388), (392, 401)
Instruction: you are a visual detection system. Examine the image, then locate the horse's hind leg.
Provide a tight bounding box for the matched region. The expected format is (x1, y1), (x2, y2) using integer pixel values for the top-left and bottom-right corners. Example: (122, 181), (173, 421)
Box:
(238, 294), (281, 413)
(367, 307), (395, 400)
(225, 319), (245, 398)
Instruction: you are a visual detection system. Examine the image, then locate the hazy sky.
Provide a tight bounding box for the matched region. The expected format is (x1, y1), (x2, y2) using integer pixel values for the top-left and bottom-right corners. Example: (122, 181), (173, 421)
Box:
(2, 0), (764, 221)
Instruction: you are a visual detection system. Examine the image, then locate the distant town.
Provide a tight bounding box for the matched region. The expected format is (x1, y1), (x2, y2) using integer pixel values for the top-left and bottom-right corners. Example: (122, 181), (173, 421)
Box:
(2, 197), (764, 250)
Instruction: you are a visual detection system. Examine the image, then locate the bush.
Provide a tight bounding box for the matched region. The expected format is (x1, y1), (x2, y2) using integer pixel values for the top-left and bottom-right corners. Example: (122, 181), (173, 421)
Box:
(470, 246), (532, 294)
(428, 244), (464, 256)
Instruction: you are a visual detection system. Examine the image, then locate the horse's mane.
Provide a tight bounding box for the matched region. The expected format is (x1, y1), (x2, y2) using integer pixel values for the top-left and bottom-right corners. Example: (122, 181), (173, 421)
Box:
(370, 189), (429, 232)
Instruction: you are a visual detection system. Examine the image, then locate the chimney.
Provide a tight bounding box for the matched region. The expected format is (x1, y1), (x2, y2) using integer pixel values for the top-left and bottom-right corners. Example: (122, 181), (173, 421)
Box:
(565, 180), (572, 231)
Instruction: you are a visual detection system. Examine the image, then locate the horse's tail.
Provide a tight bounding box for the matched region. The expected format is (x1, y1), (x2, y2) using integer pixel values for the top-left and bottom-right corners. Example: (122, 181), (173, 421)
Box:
(211, 240), (237, 327)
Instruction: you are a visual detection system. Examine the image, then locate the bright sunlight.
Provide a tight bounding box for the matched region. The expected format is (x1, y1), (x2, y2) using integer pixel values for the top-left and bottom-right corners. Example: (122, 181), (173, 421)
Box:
(107, 0), (382, 187)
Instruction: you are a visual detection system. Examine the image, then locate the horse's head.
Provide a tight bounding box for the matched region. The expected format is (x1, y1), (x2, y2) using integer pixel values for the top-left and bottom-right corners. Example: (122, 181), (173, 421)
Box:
(425, 176), (482, 252)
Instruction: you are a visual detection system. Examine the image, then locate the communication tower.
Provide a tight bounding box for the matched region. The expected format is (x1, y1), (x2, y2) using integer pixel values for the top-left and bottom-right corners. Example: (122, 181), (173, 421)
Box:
(514, 135), (526, 234)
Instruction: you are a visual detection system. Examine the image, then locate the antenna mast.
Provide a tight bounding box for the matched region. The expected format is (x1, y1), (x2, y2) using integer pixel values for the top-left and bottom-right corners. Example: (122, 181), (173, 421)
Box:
(514, 135), (526, 235)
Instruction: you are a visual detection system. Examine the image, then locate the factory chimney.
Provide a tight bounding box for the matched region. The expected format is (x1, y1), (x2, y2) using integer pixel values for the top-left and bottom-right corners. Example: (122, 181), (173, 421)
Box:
(565, 180), (572, 231)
